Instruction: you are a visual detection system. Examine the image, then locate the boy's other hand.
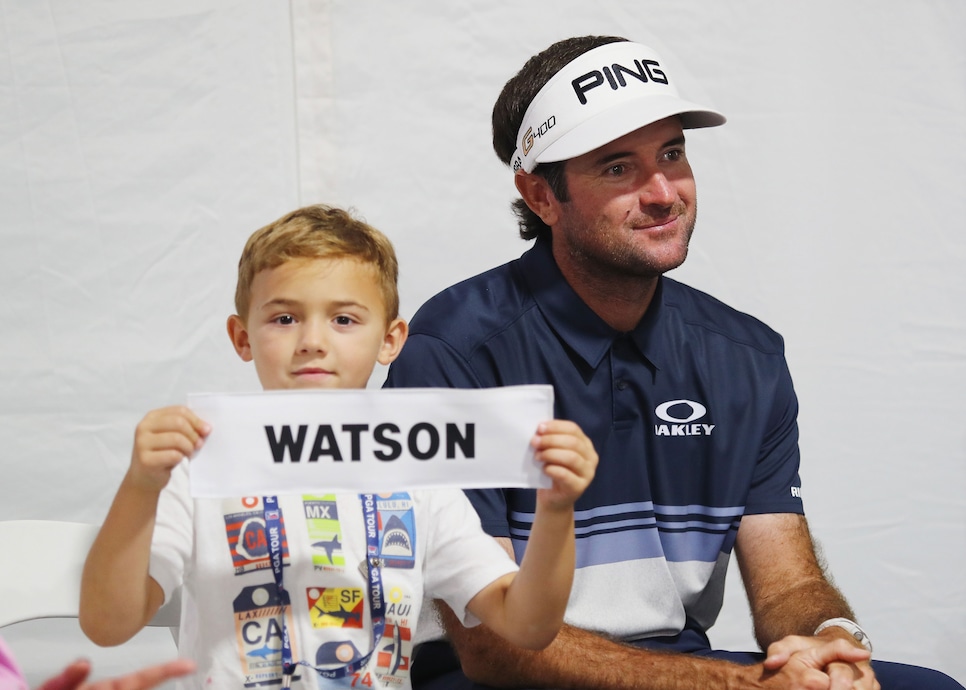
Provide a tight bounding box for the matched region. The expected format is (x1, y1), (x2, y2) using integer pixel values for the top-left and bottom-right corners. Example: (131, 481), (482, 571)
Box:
(129, 406), (211, 492)
(531, 420), (598, 511)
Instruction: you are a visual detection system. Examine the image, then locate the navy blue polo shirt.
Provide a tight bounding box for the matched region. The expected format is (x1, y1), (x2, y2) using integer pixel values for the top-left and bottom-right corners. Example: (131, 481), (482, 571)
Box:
(385, 236), (803, 639)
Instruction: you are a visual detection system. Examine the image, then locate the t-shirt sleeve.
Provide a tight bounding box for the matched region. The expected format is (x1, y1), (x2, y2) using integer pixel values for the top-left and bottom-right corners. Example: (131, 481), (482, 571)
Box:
(148, 459), (193, 604)
(745, 355), (805, 516)
(419, 489), (518, 628)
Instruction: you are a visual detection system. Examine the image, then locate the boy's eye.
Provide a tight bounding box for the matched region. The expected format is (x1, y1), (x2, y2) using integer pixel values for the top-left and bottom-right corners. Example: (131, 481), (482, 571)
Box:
(334, 315), (355, 326)
(274, 314), (295, 325)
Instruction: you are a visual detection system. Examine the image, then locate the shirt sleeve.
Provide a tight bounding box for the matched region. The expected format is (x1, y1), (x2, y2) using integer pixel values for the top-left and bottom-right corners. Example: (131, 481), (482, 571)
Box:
(418, 489), (519, 628)
(744, 354), (805, 516)
(148, 459), (193, 604)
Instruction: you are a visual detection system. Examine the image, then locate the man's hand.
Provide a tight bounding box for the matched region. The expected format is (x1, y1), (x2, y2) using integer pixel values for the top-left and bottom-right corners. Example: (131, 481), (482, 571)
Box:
(36, 658), (195, 690)
(531, 419), (598, 511)
(129, 406), (210, 492)
(762, 634), (878, 690)
(735, 513), (880, 689)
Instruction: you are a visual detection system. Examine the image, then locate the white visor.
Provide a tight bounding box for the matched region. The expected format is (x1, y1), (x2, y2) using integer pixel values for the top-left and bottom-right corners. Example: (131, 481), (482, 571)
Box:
(509, 41), (726, 173)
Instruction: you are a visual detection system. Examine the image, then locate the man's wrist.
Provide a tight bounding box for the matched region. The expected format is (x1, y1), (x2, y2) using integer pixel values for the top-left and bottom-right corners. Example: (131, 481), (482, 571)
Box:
(814, 617), (873, 653)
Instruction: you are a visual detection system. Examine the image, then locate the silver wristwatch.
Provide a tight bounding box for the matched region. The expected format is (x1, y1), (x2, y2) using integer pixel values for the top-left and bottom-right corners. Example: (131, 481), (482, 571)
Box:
(814, 617), (873, 652)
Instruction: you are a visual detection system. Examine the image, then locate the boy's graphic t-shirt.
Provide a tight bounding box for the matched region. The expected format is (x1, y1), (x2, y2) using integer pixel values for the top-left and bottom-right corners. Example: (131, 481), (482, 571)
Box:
(149, 461), (517, 689)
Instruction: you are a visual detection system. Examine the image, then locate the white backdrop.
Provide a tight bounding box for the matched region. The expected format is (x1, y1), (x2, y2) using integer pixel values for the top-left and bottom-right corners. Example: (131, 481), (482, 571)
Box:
(1, 1), (963, 686)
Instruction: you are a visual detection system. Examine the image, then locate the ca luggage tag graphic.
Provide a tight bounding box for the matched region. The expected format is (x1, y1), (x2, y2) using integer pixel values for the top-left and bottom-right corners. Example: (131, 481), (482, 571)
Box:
(233, 583), (300, 687)
(224, 497), (290, 575)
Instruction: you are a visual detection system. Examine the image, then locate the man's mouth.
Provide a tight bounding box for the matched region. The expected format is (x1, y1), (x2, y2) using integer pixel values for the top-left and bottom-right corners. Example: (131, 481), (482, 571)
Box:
(632, 214), (679, 232)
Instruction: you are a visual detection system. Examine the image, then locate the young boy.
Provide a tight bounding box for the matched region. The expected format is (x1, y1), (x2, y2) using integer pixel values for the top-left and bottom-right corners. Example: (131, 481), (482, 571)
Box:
(79, 204), (597, 689)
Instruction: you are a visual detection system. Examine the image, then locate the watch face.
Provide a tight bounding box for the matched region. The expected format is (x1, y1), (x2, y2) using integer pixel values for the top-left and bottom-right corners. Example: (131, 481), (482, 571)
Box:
(815, 618), (872, 653)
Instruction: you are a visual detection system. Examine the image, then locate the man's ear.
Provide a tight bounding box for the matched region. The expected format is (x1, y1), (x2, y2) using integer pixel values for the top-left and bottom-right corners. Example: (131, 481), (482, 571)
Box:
(377, 318), (409, 366)
(226, 314), (253, 362)
(514, 169), (561, 227)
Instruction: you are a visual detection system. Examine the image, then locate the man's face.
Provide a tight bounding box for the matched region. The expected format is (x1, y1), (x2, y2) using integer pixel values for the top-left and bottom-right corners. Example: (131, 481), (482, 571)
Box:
(551, 117), (697, 281)
(228, 257), (400, 391)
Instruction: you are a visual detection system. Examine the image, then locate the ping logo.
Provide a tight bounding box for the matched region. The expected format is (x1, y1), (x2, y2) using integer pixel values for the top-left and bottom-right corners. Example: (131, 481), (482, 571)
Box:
(653, 399), (715, 437)
(571, 58), (669, 105)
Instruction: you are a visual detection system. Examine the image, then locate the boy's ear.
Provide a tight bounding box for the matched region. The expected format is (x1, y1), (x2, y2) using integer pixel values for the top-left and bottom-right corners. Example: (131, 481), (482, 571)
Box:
(377, 317), (409, 366)
(514, 169), (561, 228)
(226, 314), (253, 362)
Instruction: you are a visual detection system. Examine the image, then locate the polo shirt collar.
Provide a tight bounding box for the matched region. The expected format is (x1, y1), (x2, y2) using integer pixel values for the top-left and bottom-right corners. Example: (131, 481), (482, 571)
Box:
(521, 236), (667, 371)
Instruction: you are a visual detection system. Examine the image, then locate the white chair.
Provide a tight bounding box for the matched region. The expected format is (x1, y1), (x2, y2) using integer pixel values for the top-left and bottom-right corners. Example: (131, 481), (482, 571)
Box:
(0, 520), (179, 637)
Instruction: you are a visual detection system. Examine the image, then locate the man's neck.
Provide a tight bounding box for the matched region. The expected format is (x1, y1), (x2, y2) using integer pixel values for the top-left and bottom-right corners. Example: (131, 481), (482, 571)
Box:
(558, 261), (660, 333)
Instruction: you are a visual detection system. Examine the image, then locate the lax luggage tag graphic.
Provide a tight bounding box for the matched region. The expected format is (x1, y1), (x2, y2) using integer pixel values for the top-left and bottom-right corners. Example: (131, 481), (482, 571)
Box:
(233, 583), (300, 688)
(188, 386), (554, 497)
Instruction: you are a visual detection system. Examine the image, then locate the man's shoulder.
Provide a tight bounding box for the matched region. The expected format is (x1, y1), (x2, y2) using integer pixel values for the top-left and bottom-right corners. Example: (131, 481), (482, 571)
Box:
(662, 277), (785, 356)
(407, 257), (534, 351)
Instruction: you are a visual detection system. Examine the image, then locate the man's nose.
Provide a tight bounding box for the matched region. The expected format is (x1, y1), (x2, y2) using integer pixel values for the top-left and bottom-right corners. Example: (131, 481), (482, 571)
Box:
(638, 171), (676, 208)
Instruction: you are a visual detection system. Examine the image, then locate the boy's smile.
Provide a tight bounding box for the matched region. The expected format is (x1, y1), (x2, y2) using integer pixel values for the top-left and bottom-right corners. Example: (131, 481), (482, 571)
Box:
(227, 257), (406, 391)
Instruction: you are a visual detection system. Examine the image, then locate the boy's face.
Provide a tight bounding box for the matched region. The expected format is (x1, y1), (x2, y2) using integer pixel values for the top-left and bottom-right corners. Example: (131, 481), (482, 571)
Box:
(227, 257), (407, 390)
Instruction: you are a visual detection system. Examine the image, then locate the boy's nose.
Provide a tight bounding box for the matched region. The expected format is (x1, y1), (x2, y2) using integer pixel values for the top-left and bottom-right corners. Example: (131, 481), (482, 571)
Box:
(298, 323), (328, 353)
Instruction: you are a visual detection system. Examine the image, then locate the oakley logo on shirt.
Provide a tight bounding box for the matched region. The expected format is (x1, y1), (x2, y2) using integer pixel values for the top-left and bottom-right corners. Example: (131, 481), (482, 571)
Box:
(653, 399), (715, 437)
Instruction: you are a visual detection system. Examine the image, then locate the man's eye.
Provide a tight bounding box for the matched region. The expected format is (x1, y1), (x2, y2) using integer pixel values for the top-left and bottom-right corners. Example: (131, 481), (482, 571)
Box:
(606, 164), (626, 176)
(664, 149), (684, 162)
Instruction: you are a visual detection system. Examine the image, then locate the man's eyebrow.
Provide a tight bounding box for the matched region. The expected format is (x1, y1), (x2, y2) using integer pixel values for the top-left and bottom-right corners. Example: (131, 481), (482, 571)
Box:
(593, 135), (688, 167)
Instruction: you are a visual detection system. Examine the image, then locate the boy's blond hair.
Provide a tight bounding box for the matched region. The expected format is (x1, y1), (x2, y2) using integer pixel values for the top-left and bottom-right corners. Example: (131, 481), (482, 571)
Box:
(234, 204), (400, 324)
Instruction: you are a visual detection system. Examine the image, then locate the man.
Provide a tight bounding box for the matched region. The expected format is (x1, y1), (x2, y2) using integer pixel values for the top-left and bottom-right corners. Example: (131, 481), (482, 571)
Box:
(385, 36), (963, 689)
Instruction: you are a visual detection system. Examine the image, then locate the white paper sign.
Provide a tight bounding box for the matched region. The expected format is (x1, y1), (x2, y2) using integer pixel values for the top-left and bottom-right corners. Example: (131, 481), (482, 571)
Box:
(187, 385), (554, 497)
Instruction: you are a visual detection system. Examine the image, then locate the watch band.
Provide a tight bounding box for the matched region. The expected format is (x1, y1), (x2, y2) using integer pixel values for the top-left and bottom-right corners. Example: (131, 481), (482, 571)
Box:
(814, 617), (873, 653)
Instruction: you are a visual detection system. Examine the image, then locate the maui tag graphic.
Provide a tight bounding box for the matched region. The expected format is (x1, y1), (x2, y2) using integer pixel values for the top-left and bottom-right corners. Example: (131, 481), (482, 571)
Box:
(376, 493), (416, 569)
(385, 585), (414, 620)
(375, 621), (412, 679)
(224, 497), (290, 575)
(306, 587), (364, 629)
(303, 495), (344, 569)
(374, 587), (415, 683)
(233, 583), (300, 687)
(653, 399), (716, 437)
